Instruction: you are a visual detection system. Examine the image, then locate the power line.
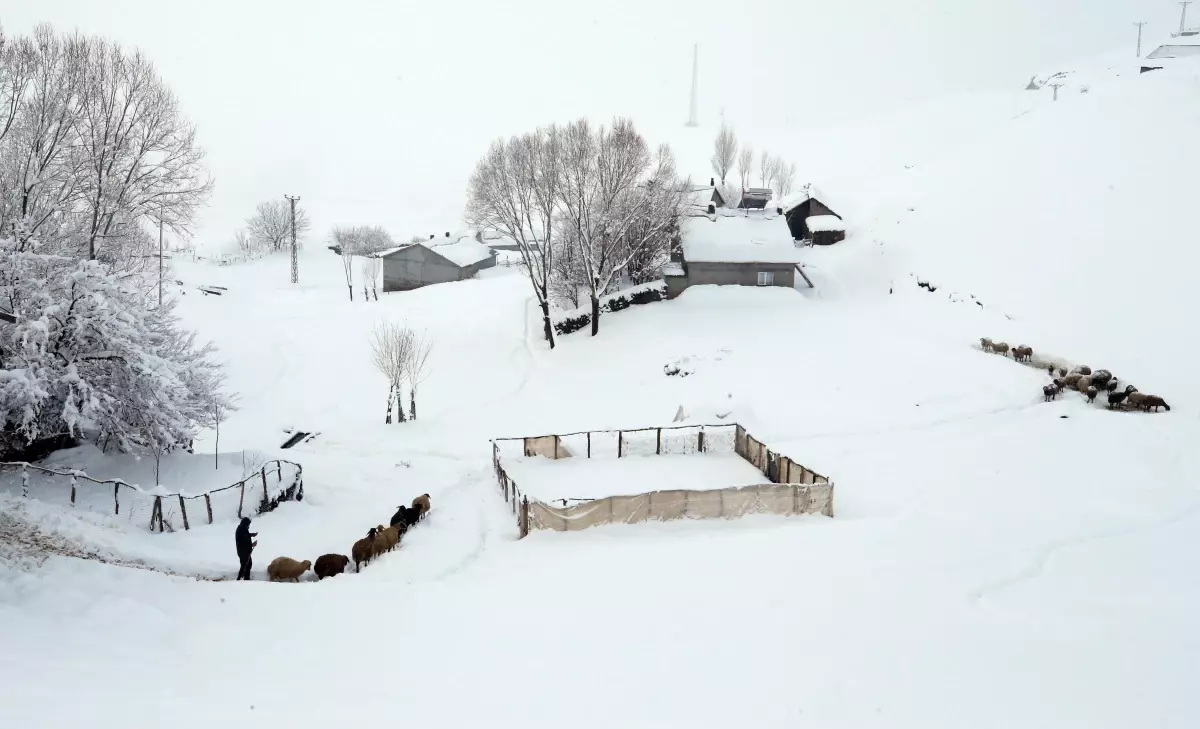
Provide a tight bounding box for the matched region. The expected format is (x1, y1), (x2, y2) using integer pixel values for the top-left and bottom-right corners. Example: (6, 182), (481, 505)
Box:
(285, 195), (300, 284)
(1048, 83), (1065, 101)
(686, 44), (699, 128)
(1134, 21), (1148, 56)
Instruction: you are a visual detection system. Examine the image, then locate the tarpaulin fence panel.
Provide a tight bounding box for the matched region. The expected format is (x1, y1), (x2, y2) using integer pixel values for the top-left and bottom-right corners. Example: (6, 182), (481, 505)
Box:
(492, 424), (738, 462)
(527, 482), (835, 533)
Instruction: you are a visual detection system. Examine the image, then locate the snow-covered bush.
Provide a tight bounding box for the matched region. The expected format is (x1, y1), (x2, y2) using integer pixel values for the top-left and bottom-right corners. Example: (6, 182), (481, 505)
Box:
(0, 241), (230, 459)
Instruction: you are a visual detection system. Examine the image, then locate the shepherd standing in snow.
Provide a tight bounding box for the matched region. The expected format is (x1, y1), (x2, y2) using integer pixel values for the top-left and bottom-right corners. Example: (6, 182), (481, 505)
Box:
(235, 517), (258, 580)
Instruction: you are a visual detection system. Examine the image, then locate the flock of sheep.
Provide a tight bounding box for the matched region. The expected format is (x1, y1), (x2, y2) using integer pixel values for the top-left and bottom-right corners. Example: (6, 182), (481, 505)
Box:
(263, 493), (432, 582)
(980, 338), (1170, 412)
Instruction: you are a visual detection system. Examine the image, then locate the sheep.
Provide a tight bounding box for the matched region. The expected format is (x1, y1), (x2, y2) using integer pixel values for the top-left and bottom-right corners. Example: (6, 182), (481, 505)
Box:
(267, 557), (311, 583)
(1086, 386), (1098, 403)
(390, 506), (413, 532)
(352, 528), (377, 572)
(1091, 369), (1113, 383)
(412, 493), (431, 518)
(1142, 395), (1171, 412)
(1075, 375), (1094, 393)
(992, 341), (1010, 357)
(1043, 383), (1060, 401)
(1105, 378), (1120, 392)
(1107, 390), (1129, 409)
(1061, 373), (1084, 390)
(374, 524), (401, 554)
(1126, 391), (1150, 410)
(1070, 365), (1092, 376)
(314, 554), (350, 580)
(1057, 367), (1068, 377)
(1013, 345), (1033, 362)
(980, 337), (995, 353)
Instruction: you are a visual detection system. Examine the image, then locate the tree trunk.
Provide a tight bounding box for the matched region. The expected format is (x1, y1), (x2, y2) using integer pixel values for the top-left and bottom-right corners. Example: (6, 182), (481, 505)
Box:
(410, 388), (417, 421)
(372, 286), (378, 301)
(590, 292), (600, 337)
(539, 292), (555, 349)
(385, 383), (394, 424)
(214, 420), (219, 470)
(347, 285), (354, 301)
(396, 383), (407, 422)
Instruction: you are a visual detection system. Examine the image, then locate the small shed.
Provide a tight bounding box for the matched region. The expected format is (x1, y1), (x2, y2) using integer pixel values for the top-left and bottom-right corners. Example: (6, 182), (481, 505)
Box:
(806, 215), (846, 246)
(737, 188), (773, 210)
(664, 212), (807, 299)
(380, 236), (497, 292)
(688, 179), (729, 212)
(781, 186), (844, 242)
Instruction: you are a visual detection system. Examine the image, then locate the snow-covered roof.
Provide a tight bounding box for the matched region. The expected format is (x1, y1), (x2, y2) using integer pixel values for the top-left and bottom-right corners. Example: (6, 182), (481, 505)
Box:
(806, 215), (845, 232)
(681, 212), (805, 264)
(375, 243), (417, 258)
(780, 184), (841, 217)
(1146, 43), (1200, 60)
(427, 237), (495, 267)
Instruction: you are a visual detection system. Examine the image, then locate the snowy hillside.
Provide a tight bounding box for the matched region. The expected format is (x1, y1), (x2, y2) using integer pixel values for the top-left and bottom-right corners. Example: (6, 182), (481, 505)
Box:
(3, 43), (1200, 729)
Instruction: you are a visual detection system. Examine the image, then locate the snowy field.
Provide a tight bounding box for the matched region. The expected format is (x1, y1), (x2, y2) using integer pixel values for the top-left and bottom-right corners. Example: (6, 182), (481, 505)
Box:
(502, 452), (770, 503)
(2, 52), (1200, 729)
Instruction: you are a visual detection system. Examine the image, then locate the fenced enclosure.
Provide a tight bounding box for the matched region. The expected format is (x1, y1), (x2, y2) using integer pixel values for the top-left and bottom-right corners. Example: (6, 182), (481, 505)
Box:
(0, 459), (304, 533)
(491, 423), (832, 537)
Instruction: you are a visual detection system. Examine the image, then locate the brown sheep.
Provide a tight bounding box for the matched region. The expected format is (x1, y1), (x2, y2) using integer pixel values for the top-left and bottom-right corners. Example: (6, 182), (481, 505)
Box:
(980, 337), (995, 353)
(1142, 395), (1170, 412)
(352, 528), (377, 573)
(992, 341), (1010, 357)
(412, 493), (431, 518)
(1075, 375), (1093, 393)
(1013, 345), (1033, 362)
(1061, 373), (1084, 390)
(1043, 383), (1060, 401)
(267, 557), (311, 583)
(1105, 378), (1120, 392)
(1086, 386), (1098, 403)
(1071, 365), (1092, 376)
(374, 524), (401, 554)
(1126, 391), (1149, 410)
(314, 554), (350, 580)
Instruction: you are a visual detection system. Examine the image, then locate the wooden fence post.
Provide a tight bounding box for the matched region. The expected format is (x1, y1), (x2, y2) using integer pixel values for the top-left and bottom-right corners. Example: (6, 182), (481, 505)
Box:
(618, 431), (624, 458)
(521, 496), (529, 538)
(698, 428), (706, 453)
(554, 437), (559, 459)
(276, 462), (282, 483)
(114, 484), (120, 515)
(587, 431), (591, 458)
(21, 464), (28, 498)
(656, 428), (662, 455)
(260, 467), (268, 508)
(70, 474), (77, 506)
(204, 493), (213, 524)
(178, 494), (190, 530)
(237, 482), (245, 518)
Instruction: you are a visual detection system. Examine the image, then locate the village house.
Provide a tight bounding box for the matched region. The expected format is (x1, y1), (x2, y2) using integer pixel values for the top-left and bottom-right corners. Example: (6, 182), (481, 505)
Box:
(663, 210), (810, 299)
(379, 233), (497, 292)
(781, 186), (845, 244)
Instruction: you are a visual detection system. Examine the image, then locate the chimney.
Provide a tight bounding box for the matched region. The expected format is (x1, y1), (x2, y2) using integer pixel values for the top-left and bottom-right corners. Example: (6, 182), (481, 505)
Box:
(776, 207), (783, 215)
(710, 177), (715, 187)
(429, 234), (434, 240)
(445, 231), (450, 238)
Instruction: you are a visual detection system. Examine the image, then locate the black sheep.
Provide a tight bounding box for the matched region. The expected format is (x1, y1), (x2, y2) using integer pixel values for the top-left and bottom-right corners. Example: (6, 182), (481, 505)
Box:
(1108, 390), (1129, 409)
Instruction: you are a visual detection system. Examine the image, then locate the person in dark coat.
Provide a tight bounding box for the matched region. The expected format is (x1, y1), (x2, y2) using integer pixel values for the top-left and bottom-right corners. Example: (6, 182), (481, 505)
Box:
(235, 517), (257, 580)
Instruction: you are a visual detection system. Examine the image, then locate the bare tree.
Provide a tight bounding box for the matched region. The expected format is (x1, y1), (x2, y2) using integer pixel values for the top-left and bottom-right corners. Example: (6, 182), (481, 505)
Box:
(549, 222), (587, 308)
(332, 226), (359, 300)
(758, 150), (774, 188)
(232, 229), (252, 256)
(556, 119), (686, 336)
(710, 121), (736, 185)
(74, 37), (212, 263)
(404, 329), (433, 420)
(736, 144), (754, 191)
(466, 126), (560, 349)
(246, 200), (309, 254)
(212, 402), (226, 469)
(360, 256), (381, 301)
(370, 321), (413, 424)
(777, 160), (798, 197)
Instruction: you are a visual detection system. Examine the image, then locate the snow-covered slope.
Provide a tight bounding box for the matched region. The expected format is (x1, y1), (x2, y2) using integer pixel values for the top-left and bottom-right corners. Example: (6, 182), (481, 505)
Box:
(2, 50), (1199, 729)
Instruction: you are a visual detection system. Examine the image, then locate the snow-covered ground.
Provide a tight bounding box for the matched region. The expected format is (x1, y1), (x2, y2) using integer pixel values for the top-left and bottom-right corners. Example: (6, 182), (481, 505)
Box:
(503, 452), (770, 504)
(3, 51), (1200, 729)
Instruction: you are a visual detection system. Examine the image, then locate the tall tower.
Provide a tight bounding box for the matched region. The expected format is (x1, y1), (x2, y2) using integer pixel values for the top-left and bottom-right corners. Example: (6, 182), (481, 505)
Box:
(686, 44), (699, 127)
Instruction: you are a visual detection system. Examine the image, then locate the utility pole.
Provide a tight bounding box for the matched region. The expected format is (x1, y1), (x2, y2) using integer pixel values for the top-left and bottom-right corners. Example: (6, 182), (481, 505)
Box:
(1049, 83), (1064, 101)
(1134, 21), (1148, 56)
(685, 44), (699, 127)
(157, 205), (164, 307)
(285, 194), (300, 284)
(1179, 1), (1194, 35)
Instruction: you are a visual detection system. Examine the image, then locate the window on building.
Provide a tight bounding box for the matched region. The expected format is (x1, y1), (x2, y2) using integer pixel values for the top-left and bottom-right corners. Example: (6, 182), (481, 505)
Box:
(757, 271), (775, 286)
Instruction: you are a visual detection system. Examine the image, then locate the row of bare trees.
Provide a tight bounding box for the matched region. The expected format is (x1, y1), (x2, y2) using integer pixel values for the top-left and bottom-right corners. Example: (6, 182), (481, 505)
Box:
(231, 199), (311, 259)
(711, 121), (798, 198)
(369, 323), (433, 423)
(0, 24), (212, 268)
(467, 117), (687, 345)
(332, 225), (392, 300)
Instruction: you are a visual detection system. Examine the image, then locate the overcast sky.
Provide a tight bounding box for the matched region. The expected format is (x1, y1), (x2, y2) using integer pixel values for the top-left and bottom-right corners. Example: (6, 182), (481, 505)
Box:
(2, 0), (1173, 250)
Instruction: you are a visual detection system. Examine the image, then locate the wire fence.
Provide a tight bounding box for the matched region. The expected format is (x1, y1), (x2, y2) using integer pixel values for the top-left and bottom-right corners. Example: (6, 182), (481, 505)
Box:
(0, 459), (304, 533)
(490, 423), (831, 537)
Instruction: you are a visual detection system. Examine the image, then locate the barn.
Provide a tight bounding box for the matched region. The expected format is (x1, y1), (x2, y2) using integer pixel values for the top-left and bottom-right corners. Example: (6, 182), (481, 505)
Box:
(781, 186), (844, 242)
(379, 235), (497, 292)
